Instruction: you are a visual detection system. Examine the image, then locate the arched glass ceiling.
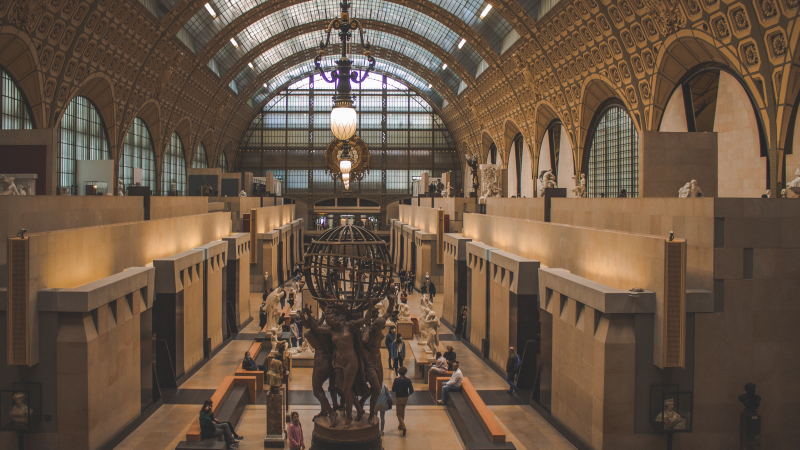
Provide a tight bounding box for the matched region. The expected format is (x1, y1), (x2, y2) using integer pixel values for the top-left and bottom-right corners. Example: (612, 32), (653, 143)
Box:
(187, 0), (512, 56)
(251, 56), (446, 109)
(233, 30), (463, 93)
(198, 0), (486, 77)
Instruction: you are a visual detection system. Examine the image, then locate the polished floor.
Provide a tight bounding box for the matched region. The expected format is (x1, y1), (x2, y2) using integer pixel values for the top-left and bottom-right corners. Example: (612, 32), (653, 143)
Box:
(116, 288), (576, 450)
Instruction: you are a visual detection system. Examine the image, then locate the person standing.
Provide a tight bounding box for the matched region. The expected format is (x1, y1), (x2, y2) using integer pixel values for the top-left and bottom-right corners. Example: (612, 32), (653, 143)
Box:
(505, 347), (520, 394)
(385, 327), (397, 371)
(287, 411), (305, 450)
(437, 361), (462, 405)
(375, 383), (392, 436)
(391, 366), (414, 436)
(394, 334), (406, 376)
(428, 281), (436, 300)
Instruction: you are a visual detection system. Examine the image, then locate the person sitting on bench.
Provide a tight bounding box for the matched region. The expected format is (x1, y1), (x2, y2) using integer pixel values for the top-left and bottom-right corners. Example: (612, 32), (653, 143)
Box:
(429, 351), (448, 377)
(437, 361), (462, 405)
(201, 400), (244, 442)
(199, 405), (238, 449)
(243, 351), (267, 380)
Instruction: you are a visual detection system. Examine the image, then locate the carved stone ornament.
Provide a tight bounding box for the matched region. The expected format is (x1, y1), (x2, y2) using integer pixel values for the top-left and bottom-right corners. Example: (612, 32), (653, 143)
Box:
(714, 17), (730, 38)
(771, 33), (787, 56)
(325, 136), (370, 182)
(743, 44), (759, 65)
(643, 0), (686, 35)
(732, 8), (750, 30)
(760, 0), (778, 17)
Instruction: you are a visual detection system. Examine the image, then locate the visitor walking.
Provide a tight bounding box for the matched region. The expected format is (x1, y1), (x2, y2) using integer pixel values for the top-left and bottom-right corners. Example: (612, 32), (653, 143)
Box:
(394, 333), (406, 376)
(385, 327), (397, 371)
(506, 347), (520, 394)
(391, 366), (414, 436)
(375, 383), (393, 436)
(428, 281), (436, 300)
(437, 361), (462, 405)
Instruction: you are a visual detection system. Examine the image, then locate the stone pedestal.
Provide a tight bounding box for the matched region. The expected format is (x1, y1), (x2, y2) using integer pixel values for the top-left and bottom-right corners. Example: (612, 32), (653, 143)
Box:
(309, 415), (382, 450)
(740, 411), (760, 450)
(264, 387), (285, 448)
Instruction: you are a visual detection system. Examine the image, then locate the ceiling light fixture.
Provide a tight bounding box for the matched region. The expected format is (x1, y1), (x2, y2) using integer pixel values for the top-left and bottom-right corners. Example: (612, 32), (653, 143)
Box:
(442, 63), (448, 70)
(458, 38), (466, 49)
(248, 62), (254, 69)
(230, 37), (239, 48)
(204, 3), (216, 18)
(428, 83), (432, 88)
(480, 4), (492, 19)
(315, 0), (375, 190)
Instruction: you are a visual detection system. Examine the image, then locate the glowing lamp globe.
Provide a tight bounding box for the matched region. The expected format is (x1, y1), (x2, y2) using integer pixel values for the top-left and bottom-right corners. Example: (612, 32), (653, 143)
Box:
(339, 158), (352, 174)
(341, 173), (350, 181)
(331, 105), (357, 141)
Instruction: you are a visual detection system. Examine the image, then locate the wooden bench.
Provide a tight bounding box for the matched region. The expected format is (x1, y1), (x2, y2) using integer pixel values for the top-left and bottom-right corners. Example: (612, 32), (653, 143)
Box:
(428, 370), (453, 398)
(461, 378), (506, 443)
(184, 375), (258, 443)
(233, 341), (265, 394)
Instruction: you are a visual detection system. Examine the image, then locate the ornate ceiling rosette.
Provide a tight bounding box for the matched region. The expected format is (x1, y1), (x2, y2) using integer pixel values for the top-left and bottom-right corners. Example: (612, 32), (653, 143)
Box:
(325, 136), (371, 182)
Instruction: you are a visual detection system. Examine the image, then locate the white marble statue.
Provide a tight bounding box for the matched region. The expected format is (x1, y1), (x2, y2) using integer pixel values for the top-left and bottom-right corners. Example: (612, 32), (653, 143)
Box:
(655, 398), (688, 430)
(478, 163), (502, 204)
(269, 326), (279, 349)
(397, 303), (411, 323)
(572, 174), (586, 198)
(765, 189), (772, 198)
(425, 312), (440, 355)
(787, 164), (800, 197)
(117, 178), (125, 196)
(1, 175), (20, 195)
(17, 184), (27, 195)
(376, 297), (389, 318)
(443, 182), (452, 198)
(538, 169), (557, 197)
(239, 190), (247, 197)
(679, 180), (704, 198)
(10, 392), (32, 427)
(264, 288), (282, 330)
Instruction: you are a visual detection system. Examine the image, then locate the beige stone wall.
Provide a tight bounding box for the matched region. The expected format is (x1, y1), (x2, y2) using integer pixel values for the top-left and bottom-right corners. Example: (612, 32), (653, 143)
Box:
(149, 197), (210, 220)
(659, 88), (689, 132)
(463, 214), (667, 305)
(182, 263), (205, 375)
(484, 198), (545, 221)
(467, 255), (489, 348)
(57, 292), (144, 450)
(639, 131), (718, 198)
(238, 255), (252, 325)
(399, 205), (439, 234)
(488, 273), (510, 368)
(549, 198), (714, 290)
(0, 196), (143, 269)
(557, 125), (577, 196)
(26, 212), (231, 292)
(254, 205), (295, 234)
(442, 251), (456, 326)
(207, 256), (224, 353)
(715, 72), (767, 198)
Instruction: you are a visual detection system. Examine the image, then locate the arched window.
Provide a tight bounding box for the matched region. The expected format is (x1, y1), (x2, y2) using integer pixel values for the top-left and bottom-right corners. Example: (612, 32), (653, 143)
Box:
(163, 132), (186, 195)
(219, 152), (228, 173)
(489, 142), (498, 164)
(587, 105), (638, 198)
(58, 96), (110, 194)
(193, 142), (208, 168)
(1, 67), (33, 129)
(119, 118), (156, 192)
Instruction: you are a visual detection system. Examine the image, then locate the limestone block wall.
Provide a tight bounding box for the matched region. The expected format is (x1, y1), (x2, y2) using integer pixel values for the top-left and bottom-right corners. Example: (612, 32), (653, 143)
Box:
(639, 131), (718, 198)
(196, 241), (227, 354)
(488, 271), (510, 369)
(149, 197), (210, 220)
(0, 196), (143, 272)
(182, 262), (205, 374)
(466, 242), (494, 352)
(399, 204), (439, 233)
(224, 233), (252, 328)
(484, 197), (545, 221)
(549, 198), (714, 290)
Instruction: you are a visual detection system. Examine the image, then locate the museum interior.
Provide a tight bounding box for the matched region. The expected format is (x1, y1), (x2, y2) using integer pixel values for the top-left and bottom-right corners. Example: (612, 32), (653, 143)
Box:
(0, 0), (799, 449)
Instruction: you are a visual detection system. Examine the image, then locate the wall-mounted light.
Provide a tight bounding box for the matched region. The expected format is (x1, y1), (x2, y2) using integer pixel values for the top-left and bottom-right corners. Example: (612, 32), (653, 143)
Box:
(480, 3), (492, 19)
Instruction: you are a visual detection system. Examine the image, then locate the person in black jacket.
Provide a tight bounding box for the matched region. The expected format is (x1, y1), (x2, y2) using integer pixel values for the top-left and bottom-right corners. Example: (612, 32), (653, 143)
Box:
(428, 281), (436, 300)
(505, 347), (519, 394)
(243, 351), (267, 380)
(443, 345), (457, 370)
(391, 366), (414, 436)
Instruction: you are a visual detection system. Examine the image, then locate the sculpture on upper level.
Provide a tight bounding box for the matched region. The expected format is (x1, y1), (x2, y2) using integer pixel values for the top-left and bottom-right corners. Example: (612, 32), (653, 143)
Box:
(679, 180), (704, 198)
(1, 175), (20, 195)
(466, 153), (481, 196)
(786, 163), (800, 197)
(538, 169), (557, 197)
(572, 174), (586, 198)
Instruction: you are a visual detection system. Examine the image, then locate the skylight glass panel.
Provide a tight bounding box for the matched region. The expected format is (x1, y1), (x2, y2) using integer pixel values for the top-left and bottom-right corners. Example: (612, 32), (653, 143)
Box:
(426, 0), (515, 53)
(207, 0), (486, 76)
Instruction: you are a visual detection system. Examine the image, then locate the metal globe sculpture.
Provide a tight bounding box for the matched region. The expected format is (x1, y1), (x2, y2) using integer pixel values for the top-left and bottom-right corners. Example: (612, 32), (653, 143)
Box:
(303, 225), (394, 313)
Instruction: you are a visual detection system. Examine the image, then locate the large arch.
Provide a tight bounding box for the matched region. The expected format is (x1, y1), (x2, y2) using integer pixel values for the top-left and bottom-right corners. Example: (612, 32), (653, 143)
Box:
(57, 74), (118, 160)
(129, 99), (163, 151)
(0, 30), (45, 129)
(577, 76), (636, 174)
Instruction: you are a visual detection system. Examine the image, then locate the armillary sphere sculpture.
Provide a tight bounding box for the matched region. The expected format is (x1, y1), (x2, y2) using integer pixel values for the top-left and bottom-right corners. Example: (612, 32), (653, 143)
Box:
(302, 225), (395, 450)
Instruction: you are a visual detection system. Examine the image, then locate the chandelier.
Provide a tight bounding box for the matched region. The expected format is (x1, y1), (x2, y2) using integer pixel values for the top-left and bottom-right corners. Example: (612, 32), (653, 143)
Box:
(314, 0), (374, 190)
